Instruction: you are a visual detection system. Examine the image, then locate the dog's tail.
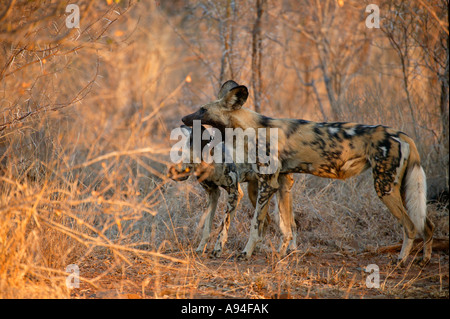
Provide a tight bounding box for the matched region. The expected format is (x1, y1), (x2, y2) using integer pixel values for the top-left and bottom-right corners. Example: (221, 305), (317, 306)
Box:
(400, 133), (427, 236)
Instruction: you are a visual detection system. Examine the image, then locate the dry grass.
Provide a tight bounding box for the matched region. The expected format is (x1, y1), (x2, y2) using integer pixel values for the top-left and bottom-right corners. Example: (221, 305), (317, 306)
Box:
(0, 0), (448, 299)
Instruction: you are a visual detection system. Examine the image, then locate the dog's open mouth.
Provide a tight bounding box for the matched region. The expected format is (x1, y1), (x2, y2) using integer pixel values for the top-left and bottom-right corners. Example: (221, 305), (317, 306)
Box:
(167, 166), (191, 181)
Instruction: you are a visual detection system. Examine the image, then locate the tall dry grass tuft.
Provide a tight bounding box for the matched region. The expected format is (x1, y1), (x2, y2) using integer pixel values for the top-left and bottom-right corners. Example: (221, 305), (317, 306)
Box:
(0, 0), (189, 298)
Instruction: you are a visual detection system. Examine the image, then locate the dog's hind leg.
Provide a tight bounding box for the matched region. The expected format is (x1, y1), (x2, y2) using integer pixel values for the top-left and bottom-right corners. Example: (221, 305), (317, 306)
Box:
(378, 185), (417, 266)
(276, 174), (296, 256)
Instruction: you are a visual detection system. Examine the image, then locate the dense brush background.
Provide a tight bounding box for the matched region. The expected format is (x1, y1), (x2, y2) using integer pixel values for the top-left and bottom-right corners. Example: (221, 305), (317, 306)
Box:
(0, 0), (448, 298)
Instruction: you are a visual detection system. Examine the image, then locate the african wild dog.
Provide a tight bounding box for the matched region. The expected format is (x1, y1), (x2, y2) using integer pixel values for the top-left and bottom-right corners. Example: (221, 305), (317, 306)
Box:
(167, 124), (296, 257)
(182, 80), (435, 266)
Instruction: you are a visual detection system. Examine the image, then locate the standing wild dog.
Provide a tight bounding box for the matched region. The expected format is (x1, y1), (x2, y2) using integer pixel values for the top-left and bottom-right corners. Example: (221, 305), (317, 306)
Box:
(167, 124), (296, 257)
(182, 80), (435, 266)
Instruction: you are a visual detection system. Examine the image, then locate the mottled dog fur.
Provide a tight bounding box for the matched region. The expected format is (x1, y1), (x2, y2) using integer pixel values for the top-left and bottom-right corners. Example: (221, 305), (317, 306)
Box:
(182, 80), (434, 265)
(167, 124), (296, 257)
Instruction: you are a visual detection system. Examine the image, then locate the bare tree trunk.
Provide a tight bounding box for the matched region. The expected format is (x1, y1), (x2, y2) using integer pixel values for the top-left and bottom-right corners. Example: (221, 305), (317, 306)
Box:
(218, 0), (235, 86)
(288, 57), (328, 121)
(382, 3), (419, 141)
(440, 33), (449, 189)
(251, 0), (264, 112)
(400, 49), (419, 141)
(316, 42), (339, 119)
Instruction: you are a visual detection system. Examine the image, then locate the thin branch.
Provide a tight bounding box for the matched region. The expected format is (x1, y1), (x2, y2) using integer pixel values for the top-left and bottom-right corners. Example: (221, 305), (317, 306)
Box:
(0, 0), (16, 23)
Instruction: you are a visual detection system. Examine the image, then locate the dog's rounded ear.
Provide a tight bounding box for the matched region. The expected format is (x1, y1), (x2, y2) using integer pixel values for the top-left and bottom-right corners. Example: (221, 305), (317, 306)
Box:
(218, 80), (239, 99)
(221, 85), (248, 110)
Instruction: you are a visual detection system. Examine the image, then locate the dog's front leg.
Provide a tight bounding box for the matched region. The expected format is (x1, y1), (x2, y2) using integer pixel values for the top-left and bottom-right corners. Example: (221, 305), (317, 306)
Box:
(196, 184), (220, 254)
(211, 184), (243, 258)
(238, 173), (279, 259)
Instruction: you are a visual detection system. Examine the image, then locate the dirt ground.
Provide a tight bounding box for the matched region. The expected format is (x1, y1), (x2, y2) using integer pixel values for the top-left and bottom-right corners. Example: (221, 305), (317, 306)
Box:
(70, 240), (449, 299)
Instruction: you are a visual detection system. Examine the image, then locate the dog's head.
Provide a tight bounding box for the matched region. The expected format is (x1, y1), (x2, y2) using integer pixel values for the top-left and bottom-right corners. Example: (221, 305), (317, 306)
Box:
(167, 125), (215, 182)
(181, 80), (249, 130)
(167, 125), (193, 181)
